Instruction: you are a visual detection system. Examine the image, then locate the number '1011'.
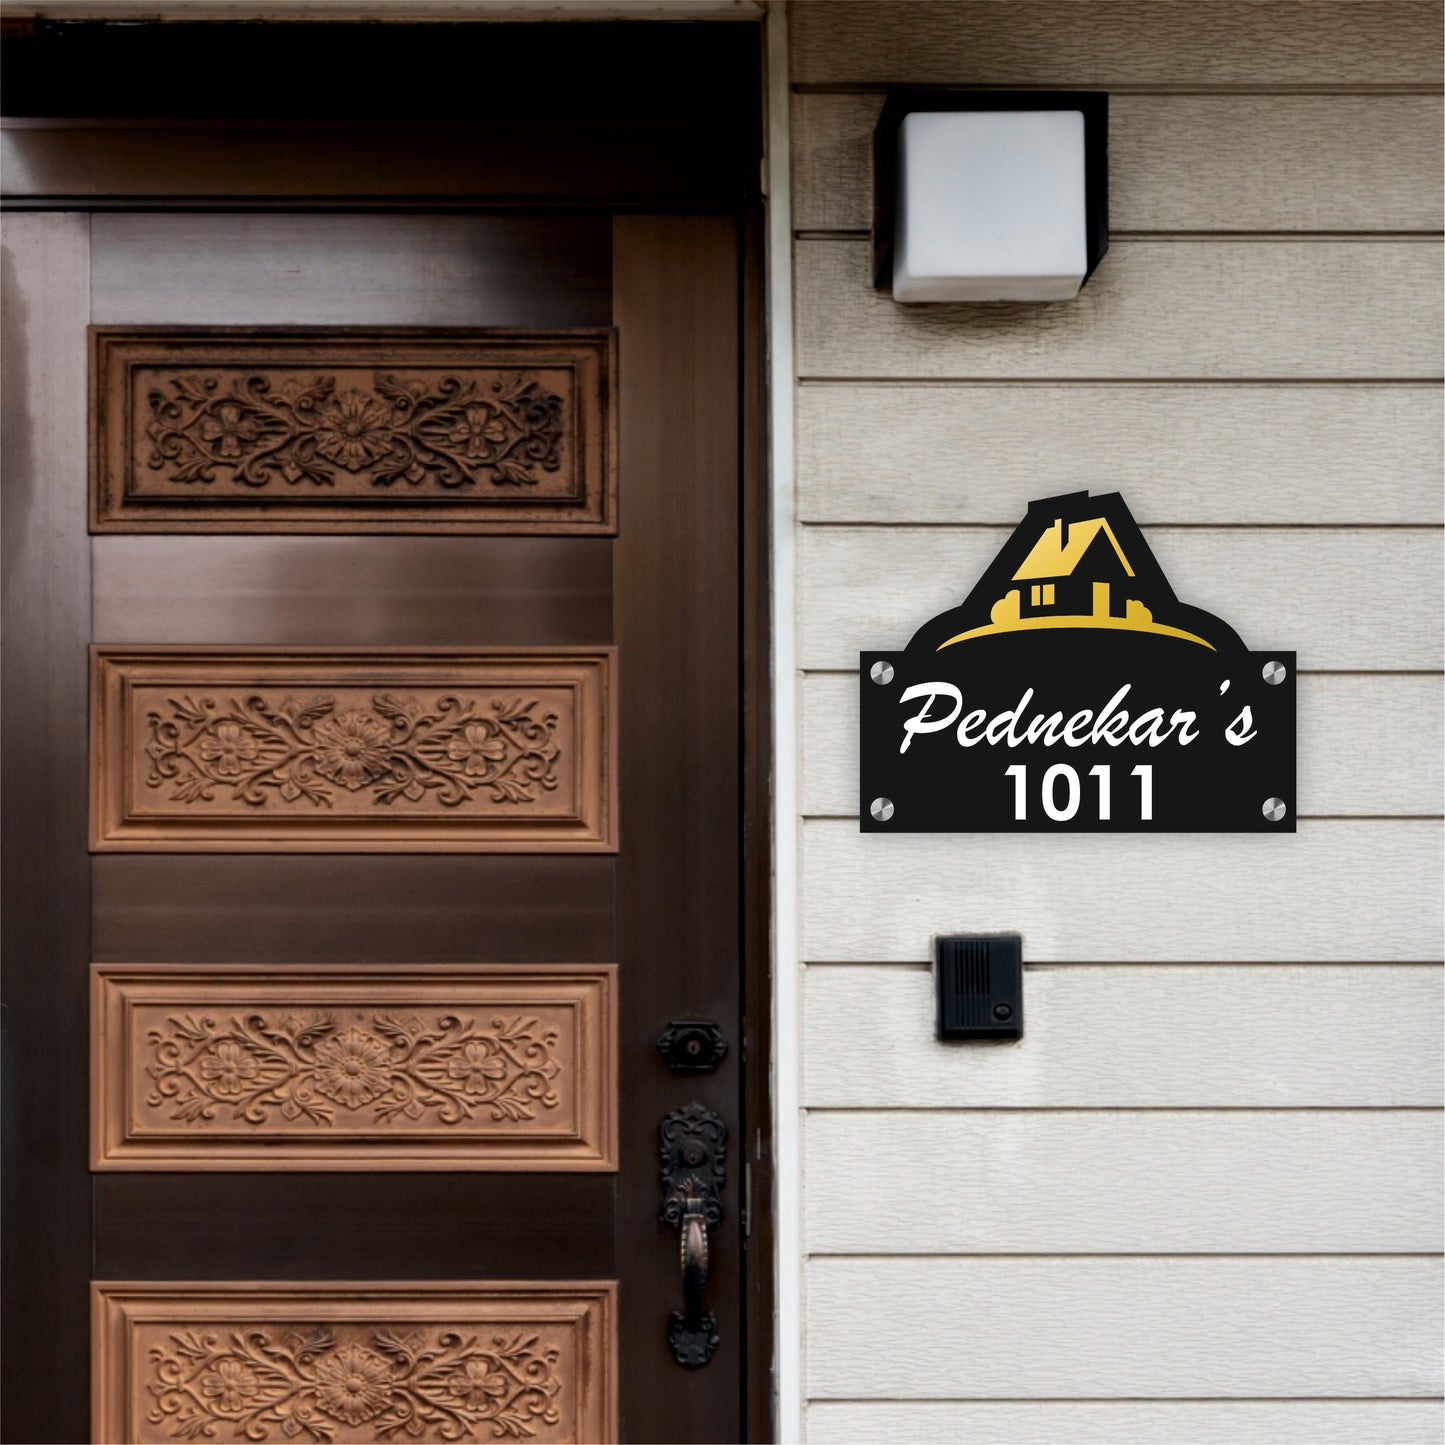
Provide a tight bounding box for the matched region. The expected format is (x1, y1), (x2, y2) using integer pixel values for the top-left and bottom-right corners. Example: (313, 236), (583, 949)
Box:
(1004, 764), (1153, 822)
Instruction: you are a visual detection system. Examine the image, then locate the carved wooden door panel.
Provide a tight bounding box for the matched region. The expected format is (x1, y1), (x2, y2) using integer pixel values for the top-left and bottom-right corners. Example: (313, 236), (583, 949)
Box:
(3, 208), (752, 1444)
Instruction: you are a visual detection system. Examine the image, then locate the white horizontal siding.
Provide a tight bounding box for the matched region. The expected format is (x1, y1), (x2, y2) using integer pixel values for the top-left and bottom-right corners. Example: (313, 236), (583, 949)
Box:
(800, 673), (1444, 817)
(798, 526), (1443, 670)
(788, 3), (1444, 1435)
(790, 0), (1445, 87)
(793, 93), (1445, 233)
(803, 965), (1444, 1108)
(805, 1401), (1445, 1444)
(797, 240), (1443, 380)
(802, 820), (1443, 962)
(805, 1111), (1443, 1253)
(797, 384), (1443, 526)
(807, 1257), (1444, 1398)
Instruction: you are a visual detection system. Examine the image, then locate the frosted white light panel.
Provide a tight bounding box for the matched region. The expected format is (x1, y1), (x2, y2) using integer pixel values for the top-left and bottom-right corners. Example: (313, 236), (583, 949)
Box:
(892, 110), (1089, 302)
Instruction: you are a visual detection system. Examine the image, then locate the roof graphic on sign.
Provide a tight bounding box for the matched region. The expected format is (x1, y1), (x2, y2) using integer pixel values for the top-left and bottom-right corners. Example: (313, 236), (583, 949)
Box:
(1012, 515), (1135, 581)
(906, 489), (1246, 656)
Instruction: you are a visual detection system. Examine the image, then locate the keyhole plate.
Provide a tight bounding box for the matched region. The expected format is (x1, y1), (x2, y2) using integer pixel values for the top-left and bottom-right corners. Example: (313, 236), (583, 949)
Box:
(657, 1020), (728, 1072)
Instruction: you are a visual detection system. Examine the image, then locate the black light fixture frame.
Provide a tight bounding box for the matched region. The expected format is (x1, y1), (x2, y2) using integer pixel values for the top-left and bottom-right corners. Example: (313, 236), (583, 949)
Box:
(872, 88), (1110, 294)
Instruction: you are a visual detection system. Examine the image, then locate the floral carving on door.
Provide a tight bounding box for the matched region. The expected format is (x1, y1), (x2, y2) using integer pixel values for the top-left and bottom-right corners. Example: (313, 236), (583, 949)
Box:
(91, 650), (616, 852)
(144, 692), (561, 810)
(146, 1324), (563, 1442)
(96, 1284), (616, 1445)
(145, 370), (565, 492)
(91, 329), (616, 533)
(92, 966), (617, 1170)
(146, 1010), (563, 1128)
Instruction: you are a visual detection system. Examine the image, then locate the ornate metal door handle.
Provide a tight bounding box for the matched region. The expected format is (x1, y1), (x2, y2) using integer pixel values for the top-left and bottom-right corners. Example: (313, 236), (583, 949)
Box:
(678, 1190), (710, 1323)
(659, 1103), (725, 1367)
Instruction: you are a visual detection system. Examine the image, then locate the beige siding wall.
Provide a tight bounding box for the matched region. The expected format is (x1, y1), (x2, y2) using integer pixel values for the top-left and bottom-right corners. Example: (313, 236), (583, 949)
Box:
(787, 2), (1444, 1440)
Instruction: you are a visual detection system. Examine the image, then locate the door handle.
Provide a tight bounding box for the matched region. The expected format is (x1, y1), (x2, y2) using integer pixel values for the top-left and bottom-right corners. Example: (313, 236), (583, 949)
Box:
(660, 1102), (725, 1368)
(678, 1189), (710, 1324)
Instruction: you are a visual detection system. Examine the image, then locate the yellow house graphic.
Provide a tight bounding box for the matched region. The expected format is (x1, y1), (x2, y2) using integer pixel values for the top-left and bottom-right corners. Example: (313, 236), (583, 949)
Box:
(938, 512), (1215, 651)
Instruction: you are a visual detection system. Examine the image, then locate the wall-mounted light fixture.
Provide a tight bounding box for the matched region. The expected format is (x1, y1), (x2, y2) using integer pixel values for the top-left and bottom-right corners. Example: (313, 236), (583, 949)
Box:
(873, 90), (1108, 303)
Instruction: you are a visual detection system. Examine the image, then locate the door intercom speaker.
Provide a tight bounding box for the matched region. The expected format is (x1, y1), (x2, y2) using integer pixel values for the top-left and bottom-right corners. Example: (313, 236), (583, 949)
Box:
(936, 934), (1023, 1041)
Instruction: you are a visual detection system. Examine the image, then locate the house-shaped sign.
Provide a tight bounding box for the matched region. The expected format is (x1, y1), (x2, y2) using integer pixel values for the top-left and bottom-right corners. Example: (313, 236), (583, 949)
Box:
(860, 490), (1295, 832)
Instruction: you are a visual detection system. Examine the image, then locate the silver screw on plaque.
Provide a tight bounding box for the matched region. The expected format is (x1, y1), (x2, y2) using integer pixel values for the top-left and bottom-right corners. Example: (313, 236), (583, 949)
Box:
(870, 797), (895, 822)
(870, 661), (895, 686)
(1261, 660), (1287, 686)
(1262, 797), (1287, 822)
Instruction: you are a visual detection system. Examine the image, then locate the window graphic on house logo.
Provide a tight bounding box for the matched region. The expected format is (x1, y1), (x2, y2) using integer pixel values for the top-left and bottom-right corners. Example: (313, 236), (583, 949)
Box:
(860, 490), (1294, 833)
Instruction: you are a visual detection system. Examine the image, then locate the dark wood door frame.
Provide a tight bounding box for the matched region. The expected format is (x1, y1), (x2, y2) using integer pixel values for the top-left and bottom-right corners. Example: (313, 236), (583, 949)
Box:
(1, 20), (774, 1445)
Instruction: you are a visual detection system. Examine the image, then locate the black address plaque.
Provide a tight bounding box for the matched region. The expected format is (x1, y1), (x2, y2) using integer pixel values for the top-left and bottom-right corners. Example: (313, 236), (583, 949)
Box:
(860, 490), (1295, 833)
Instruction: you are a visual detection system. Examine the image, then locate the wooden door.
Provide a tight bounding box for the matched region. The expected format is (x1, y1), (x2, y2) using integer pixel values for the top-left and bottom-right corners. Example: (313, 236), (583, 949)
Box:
(2, 27), (768, 1445)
